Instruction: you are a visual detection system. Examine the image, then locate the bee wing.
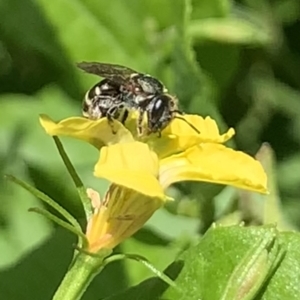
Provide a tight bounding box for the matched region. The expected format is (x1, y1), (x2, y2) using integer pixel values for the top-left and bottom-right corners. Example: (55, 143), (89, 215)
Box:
(77, 62), (139, 85)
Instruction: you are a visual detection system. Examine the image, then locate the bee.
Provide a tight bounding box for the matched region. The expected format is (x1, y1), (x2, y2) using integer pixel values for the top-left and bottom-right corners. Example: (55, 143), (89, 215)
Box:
(77, 62), (199, 136)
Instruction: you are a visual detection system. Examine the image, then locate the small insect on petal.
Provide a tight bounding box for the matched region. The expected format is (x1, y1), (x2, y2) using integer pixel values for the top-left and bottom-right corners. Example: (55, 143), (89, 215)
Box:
(76, 61), (187, 137)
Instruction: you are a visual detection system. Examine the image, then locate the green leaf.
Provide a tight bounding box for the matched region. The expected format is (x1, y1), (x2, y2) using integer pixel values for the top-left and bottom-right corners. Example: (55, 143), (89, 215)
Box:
(260, 231), (300, 299)
(103, 225), (286, 300)
(163, 225), (283, 300)
(33, 0), (163, 76)
(0, 0), (81, 96)
(236, 144), (294, 229)
(188, 17), (273, 46)
(72, 0), (144, 55)
(191, 0), (231, 19)
(34, 0), (129, 62)
(256, 144), (295, 230)
(278, 154), (300, 197)
(273, 0), (300, 25)
(0, 0), (67, 63)
(161, 0), (228, 137)
(0, 180), (53, 269)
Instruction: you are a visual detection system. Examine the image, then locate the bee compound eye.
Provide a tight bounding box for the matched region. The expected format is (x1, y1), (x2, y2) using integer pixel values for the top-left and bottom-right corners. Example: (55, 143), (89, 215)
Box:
(153, 96), (167, 115)
(147, 96), (165, 125)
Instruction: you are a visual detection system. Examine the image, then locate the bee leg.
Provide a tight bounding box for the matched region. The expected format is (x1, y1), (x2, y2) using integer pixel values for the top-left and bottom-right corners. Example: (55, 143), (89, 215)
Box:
(106, 115), (116, 134)
(137, 109), (145, 136)
(157, 131), (162, 138)
(156, 115), (172, 137)
(120, 109), (129, 125)
(107, 106), (120, 134)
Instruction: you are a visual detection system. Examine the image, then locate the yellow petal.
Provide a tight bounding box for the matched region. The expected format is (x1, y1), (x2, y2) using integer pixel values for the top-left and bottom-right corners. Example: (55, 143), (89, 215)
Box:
(163, 115), (235, 142)
(152, 115), (235, 158)
(94, 142), (166, 199)
(159, 143), (268, 194)
(39, 114), (134, 148)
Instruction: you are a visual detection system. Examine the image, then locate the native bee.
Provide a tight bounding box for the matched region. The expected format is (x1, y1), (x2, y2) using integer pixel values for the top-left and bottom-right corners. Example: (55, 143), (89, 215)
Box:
(77, 62), (198, 136)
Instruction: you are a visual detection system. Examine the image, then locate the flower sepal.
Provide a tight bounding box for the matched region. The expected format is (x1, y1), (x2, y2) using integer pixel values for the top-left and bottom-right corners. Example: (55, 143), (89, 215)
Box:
(85, 186), (167, 253)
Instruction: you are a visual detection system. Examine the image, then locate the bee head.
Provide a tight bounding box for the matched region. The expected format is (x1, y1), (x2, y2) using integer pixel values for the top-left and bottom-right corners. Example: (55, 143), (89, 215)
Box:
(146, 95), (173, 134)
(146, 95), (200, 136)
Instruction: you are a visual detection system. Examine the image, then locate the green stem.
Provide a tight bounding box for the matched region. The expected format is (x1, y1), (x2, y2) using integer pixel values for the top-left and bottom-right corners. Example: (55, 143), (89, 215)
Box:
(53, 252), (107, 300)
(53, 136), (92, 218)
(5, 175), (82, 234)
(29, 207), (88, 249)
(104, 253), (179, 290)
(53, 136), (84, 187)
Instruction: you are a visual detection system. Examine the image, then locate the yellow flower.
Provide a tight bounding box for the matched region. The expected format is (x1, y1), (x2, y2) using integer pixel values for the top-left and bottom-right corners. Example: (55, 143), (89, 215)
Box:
(40, 113), (268, 252)
(40, 113), (267, 195)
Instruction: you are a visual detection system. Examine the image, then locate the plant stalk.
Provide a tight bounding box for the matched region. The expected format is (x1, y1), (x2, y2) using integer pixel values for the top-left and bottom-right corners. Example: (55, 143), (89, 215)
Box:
(52, 252), (106, 300)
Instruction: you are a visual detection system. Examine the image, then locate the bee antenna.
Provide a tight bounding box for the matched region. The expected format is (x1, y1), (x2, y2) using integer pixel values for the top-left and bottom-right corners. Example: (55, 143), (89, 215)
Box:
(174, 116), (200, 134)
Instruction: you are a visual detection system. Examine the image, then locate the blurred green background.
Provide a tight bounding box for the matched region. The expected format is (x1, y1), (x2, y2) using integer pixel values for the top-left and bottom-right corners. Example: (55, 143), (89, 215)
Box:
(0, 0), (300, 299)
